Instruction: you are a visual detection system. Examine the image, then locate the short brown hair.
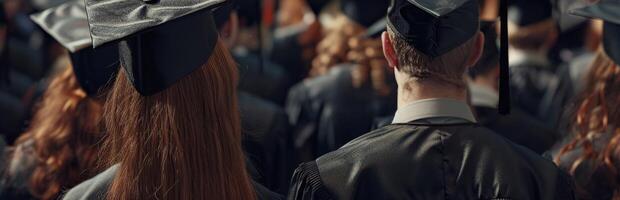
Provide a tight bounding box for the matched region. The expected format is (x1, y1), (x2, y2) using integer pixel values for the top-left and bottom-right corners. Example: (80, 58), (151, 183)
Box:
(387, 26), (477, 88)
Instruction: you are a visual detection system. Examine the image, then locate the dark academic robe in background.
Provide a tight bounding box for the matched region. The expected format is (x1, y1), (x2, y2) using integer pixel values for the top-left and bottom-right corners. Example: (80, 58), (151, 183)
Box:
(238, 92), (295, 194)
(474, 106), (559, 154)
(236, 53), (292, 105)
(288, 99), (576, 200)
(285, 64), (396, 161)
(469, 82), (560, 154)
(510, 58), (574, 129)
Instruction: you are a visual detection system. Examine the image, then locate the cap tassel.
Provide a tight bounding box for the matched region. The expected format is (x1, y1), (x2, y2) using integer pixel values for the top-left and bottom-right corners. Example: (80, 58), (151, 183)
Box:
(498, 0), (510, 115)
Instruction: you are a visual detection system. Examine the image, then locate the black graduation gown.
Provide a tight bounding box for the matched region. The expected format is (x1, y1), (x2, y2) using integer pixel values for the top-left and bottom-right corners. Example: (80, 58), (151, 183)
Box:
(60, 165), (284, 200)
(510, 61), (573, 128)
(0, 139), (39, 199)
(285, 64), (396, 161)
(554, 132), (617, 200)
(269, 25), (309, 84)
(288, 123), (576, 200)
(236, 53), (292, 105)
(238, 92), (295, 194)
(474, 106), (559, 154)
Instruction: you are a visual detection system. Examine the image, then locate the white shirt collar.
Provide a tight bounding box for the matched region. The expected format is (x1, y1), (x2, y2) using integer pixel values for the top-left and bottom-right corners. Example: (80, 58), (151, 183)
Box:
(468, 82), (499, 108)
(391, 98), (477, 124)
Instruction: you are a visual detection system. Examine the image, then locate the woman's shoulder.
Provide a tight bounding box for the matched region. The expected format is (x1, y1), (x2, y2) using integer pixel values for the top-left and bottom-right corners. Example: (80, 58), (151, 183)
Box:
(61, 165), (119, 200)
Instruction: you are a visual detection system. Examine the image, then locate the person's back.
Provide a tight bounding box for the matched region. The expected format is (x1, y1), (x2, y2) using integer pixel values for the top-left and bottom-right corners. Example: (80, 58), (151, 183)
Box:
(288, 0), (576, 199)
(291, 123), (574, 199)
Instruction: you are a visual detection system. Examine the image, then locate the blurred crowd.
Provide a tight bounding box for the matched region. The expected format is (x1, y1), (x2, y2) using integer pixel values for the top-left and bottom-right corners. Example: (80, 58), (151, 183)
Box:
(0, 0), (617, 199)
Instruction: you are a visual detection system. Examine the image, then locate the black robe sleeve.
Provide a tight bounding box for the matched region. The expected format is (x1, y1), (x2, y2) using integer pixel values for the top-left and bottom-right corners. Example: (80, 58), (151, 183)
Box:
(288, 162), (333, 200)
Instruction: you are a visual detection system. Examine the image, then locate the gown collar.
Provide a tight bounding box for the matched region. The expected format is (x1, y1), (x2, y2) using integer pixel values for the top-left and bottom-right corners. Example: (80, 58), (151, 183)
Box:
(392, 98), (477, 124)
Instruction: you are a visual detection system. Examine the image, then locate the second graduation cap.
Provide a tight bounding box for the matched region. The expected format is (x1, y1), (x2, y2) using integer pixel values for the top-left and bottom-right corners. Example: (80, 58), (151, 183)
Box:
(85, 0), (226, 96)
(570, 0), (620, 66)
(30, 1), (119, 96)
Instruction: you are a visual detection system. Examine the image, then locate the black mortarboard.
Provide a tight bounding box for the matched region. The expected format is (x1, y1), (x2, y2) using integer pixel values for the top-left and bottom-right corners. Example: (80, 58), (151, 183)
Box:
(388, 0), (480, 58)
(364, 18), (387, 39)
(570, 0), (620, 66)
(30, 1), (119, 96)
(85, 0), (226, 96)
(341, 0), (389, 28)
(508, 0), (552, 26)
(213, 0), (237, 28)
(308, 0), (332, 15)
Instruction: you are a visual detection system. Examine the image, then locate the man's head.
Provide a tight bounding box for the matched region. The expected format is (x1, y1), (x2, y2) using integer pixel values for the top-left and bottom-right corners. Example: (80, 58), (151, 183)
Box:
(384, 0), (483, 92)
(382, 27), (483, 90)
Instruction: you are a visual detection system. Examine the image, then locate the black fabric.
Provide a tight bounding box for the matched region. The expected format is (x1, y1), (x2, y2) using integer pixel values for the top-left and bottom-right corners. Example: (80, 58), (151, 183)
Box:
(285, 64), (396, 160)
(603, 22), (620, 66)
(85, 0), (225, 96)
(69, 45), (119, 96)
(269, 27), (308, 84)
(508, 0), (552, 26)
(236, 53), (291, 105)
(387, 0), (479, 57)
(510, 61), (571, 128)
(340, 0), (389, 28)
(289, 124), (576, 200)
(239, 92), (295, 194)
(288, 162), (333, 200)
(308, 0), (331, 14)
(474, 106), (558, 154)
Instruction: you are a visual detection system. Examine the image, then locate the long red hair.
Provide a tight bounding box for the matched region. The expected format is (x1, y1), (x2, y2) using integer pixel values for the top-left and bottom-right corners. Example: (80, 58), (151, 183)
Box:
(103, 41), (256, 200)
(555, 50), (620, 198)
(13, 66), (105, 200)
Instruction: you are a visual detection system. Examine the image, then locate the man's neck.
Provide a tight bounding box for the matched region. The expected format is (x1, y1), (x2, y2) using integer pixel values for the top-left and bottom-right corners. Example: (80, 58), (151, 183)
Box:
(397, 81), (468, 109)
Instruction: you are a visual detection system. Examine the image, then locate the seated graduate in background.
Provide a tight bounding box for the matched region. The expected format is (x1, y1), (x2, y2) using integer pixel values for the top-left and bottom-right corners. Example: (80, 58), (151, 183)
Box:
(508, 0), (573, 128)
(285, 0), (396, 161)
(218, 0), (292, 105)
(268, 0), (329, 85)
(61, 0), (281, 199)
(468, 20), (559, 154)
(215, 1), (295, 193)
(554, 2), (620, 199)
(288, 0), (576, 199)
(0, 2), (118, 199)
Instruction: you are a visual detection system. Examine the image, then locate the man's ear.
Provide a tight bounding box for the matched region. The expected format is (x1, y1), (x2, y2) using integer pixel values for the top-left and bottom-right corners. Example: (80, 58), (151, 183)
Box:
(465, 31), (485, 68)
(382, 31), (398, 70)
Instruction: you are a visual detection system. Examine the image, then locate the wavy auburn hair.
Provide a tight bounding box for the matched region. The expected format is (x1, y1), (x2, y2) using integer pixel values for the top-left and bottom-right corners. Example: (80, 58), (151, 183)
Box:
(555, 49), (620, 198)
(14, 66), (105, 200)
(103, 40), (256, 200)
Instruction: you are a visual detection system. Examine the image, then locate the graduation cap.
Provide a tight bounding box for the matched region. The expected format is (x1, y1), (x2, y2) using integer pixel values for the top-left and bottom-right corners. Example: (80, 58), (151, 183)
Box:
(341, 0), (390, 28)
(85, 0), (226, 96)
(570, 0), (620, 66)
(30, 1), (119, 96)
(213, 0), (237, 28)
(387, 0), (479, 58)
(508, 0), (552, 26)
(308, 0), (332, 15)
